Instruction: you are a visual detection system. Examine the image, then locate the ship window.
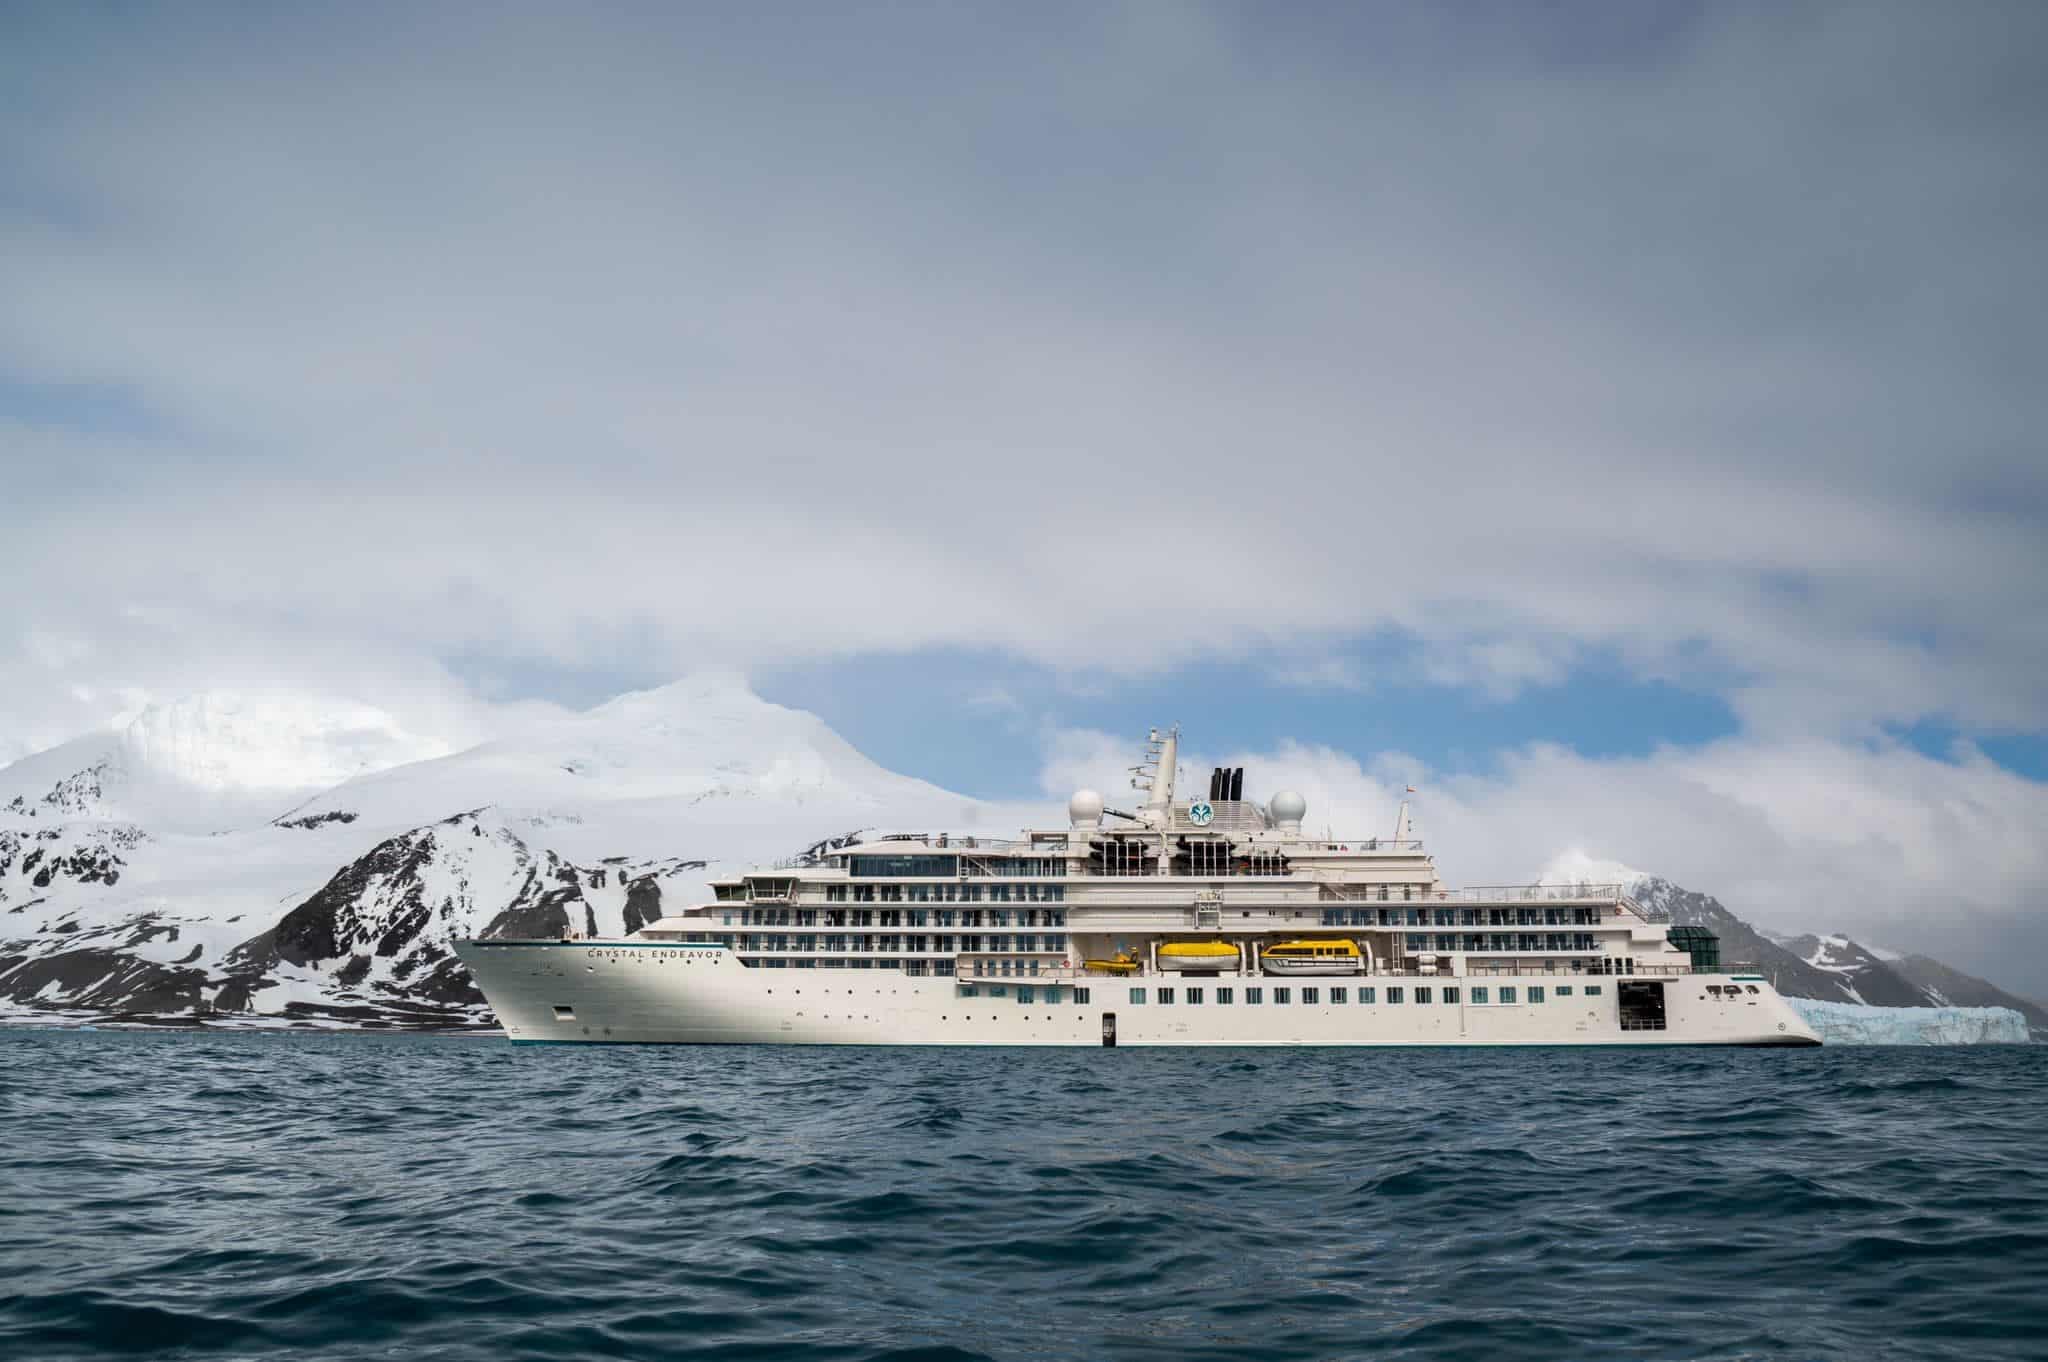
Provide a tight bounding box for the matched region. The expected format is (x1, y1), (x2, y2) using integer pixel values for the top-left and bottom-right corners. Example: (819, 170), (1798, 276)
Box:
(1016, 987), (1034, 1004)
(1186, 987), (1204, 1005)
(1499, 987), (1517, 1003)
(1470, 987), (1487, 1003)
(961, 985), (978, 997)
(1246, 988), (1263, 1004)
(1274, 988), (1292, 1004)
(1216, 988), (1233, 1004)
(1156, 988), (1174, 1005)
(1415, 987), (1431, 1004)
(1302, 988), (1319, 1004)
(1388, 988), (1404, 1004)
(552, 1006), (575, 1020)
(1442, 988), (1459, 1004)
(1129, 988), (1146, 1005)
(1529, 986), (1545, 1003)
(988, 986), (1007, 998)
(1586, 985), (1602, 996)
(1330, 987), (1347, 1004)
(1075, 988), (1091, 1004)
(848, 854), (959, 878)
(1359, 987), (1375, 1003)
(1745, 985), (1760, 994)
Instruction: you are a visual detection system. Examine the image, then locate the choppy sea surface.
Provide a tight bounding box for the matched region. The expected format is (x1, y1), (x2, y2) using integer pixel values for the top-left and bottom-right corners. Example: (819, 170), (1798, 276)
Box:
(2, 1031), (2044, 1362)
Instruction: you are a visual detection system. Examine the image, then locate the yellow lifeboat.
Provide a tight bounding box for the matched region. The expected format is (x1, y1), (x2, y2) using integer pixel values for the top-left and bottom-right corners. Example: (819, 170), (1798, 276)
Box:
(1157, 940), (1241, 973)
(1259, 939), (1366, 976)
(1083, 951), (1140, 976)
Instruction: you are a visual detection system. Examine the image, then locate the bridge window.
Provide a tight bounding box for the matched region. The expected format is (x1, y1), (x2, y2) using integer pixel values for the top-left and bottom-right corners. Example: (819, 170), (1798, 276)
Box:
(848, 855), (958, 878)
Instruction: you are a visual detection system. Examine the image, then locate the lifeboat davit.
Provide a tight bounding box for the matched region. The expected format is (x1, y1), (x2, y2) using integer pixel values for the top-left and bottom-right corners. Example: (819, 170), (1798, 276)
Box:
(1157, 941), (1240, 973)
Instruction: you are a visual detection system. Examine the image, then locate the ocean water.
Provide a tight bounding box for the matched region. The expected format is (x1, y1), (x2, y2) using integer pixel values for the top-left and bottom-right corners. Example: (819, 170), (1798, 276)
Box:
(2, 1032), (2043, 1362)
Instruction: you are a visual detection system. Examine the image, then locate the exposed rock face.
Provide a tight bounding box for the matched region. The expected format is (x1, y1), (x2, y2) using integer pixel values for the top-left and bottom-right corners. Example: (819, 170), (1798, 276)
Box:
(1887, 954), (2048, 1038)
(1639, 878), (1915, 1004)
(214, 810), (708, 1021)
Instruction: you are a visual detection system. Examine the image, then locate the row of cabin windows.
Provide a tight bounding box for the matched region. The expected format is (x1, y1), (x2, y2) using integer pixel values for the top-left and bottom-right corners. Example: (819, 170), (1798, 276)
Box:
(1402, 933), (1601, 953)
(832, 883), (1067, 903)
(732, 934), (1066, 954)
(726, 907), (1066, 928)
(736, 957), (952, 971)
(1126, 983), (1609, 1005)
(846, 855), (1068, 879)
(1322, 906), (1604, 927)
(957, 985), (1094, 1003)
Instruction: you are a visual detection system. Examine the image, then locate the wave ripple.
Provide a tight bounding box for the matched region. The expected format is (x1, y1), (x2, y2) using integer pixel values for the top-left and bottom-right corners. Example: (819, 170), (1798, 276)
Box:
(1, 1032), (2043, 1361)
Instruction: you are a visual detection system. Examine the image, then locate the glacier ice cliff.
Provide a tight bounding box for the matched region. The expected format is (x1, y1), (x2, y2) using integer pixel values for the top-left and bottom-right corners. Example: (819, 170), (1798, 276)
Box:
(1788, 998), (2029, 1045)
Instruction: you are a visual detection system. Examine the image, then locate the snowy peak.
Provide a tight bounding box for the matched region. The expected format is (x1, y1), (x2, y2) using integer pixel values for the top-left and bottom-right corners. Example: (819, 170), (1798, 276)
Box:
(1777, 932), (1924, 1007)
(286, 670), (975, 836)
(114, 690), (454, 794)
(0, 689), (458, 833)
(1538, 849), (1648, 891)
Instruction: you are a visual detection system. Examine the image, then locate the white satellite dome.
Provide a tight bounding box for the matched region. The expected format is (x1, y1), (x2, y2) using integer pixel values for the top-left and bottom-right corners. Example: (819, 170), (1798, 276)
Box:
(1269, 789), (1307, 830)
(1068, 788), (1105, 827)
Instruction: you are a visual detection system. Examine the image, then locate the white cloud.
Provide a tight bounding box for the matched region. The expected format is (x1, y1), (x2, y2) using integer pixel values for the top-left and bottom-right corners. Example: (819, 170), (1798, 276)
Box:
(0, 4), (2040, 745)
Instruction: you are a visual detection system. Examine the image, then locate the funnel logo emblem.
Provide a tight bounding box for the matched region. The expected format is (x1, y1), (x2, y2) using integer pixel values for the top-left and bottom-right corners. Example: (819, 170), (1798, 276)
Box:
(1188, 801), (1214, 826)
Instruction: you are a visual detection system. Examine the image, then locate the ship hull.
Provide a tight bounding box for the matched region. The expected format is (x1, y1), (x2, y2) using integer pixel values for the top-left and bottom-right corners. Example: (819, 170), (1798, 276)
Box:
(456, 941), (1822, 1047)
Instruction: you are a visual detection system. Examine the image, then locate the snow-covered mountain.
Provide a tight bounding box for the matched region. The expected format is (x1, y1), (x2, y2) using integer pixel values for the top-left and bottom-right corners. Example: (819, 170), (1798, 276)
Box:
(3, 684), (2040, 1040)
(1, 674), (988, 1027)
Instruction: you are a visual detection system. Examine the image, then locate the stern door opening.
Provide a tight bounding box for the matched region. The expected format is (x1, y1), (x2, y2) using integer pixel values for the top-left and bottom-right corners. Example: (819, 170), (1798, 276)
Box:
(1101, 1013), (1117, 1047)
(1618, 981), (1667, 1033)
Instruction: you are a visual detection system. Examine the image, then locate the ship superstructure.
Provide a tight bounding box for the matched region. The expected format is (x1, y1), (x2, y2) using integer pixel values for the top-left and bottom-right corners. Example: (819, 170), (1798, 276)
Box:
(456, 727), (1820, 1047)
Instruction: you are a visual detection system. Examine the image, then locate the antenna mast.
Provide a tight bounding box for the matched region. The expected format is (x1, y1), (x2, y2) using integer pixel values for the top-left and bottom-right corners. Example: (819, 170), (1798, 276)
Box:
(1130, 725), (1180, 828)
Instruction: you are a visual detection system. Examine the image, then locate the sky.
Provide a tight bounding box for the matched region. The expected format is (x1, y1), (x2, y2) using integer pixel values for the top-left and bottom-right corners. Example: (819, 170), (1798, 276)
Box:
(3, 3), (2046, 990)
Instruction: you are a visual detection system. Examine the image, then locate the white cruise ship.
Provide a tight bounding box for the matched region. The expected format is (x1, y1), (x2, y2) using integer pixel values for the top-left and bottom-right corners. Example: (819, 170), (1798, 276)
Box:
(455, 727), (1821, 1047)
